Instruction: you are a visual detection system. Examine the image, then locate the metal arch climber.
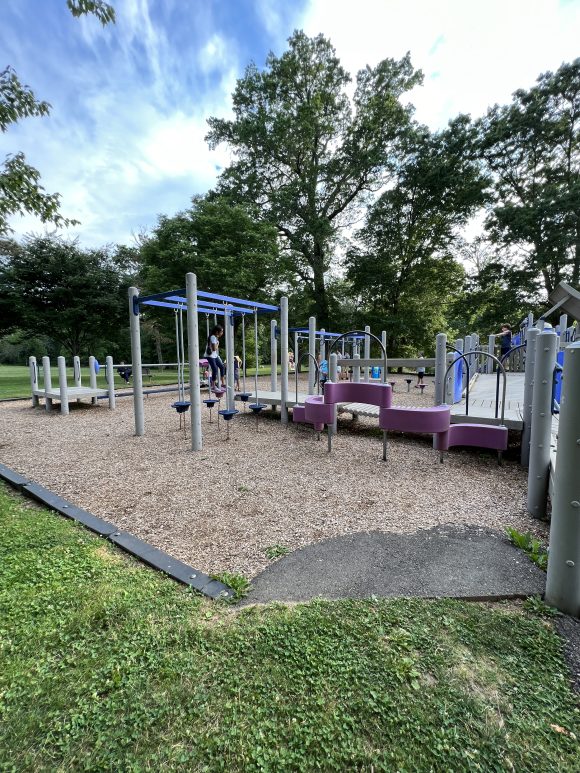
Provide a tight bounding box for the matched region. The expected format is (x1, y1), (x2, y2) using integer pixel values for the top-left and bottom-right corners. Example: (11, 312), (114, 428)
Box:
(327, 330), (388, 382)
(444, 350), (508, 426)
(295, 352), (320, 405)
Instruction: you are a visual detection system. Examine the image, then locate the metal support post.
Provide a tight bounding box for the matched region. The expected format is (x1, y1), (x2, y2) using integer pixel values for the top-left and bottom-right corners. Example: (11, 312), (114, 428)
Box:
(364, 325), (371, 382)
(308, 316), (316, 395)
(186, 273), (202, 450)
(527, 330), (557, 518)
(58, 356), (69, 415)
(129, 287), (144, 436)
(106, 355), (115, 410)
(488, 335), (495, 373)
(329, 353), (338, 434)
(270, 318), (278, 394)
(280, 297), (289, 424)
(521, 327), (539, 466)
(29, 356), (39, 407)
(545, 342), (580, 616)
(42, 355), (52, 412)
(434, 333), (447, 405)
(445, 351), (455, 405)
(89, 355), (98, 404)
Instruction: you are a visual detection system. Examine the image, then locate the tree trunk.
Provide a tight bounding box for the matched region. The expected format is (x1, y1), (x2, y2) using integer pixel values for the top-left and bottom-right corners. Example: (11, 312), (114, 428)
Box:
(312, 242), (330, 327)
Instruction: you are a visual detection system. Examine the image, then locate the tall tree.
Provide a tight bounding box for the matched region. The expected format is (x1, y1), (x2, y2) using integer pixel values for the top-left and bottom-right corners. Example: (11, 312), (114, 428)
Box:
(206, 31), (422, 327)
(0, 234), (130, 357)
(477, 58), (580, 295)
(345, 119), (487, 353)
(139, 196), (281, 300)
(0, 1), (115, 236)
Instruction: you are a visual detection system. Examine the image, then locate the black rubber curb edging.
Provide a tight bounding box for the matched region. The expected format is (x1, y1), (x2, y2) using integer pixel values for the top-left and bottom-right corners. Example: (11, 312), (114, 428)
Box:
(0, 462), (234, 601)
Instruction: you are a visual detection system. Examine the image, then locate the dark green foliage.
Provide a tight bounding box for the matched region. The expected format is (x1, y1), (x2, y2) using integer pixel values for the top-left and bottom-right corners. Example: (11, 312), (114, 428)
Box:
(1, 483), (579, 770)
(207, 31), (423, 326)
(0, 235), (133, 357)
(477, 58), (580, 295)
(346, 119), (486, 353)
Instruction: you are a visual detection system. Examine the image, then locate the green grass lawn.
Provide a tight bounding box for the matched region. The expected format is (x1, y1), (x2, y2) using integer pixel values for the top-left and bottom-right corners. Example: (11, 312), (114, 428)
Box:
(0, 364), (275, 400)
(0, 483), (578, 771)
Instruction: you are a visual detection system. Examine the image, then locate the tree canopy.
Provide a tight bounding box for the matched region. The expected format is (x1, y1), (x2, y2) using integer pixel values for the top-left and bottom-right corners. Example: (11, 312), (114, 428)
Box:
(207, 31), (423, 326)
(0, 1), (115, 236)
(476, 58), (580, 295)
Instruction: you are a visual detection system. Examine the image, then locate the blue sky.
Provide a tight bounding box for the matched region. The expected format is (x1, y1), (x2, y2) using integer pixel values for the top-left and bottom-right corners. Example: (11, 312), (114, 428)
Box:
(1, 0), (579, 247)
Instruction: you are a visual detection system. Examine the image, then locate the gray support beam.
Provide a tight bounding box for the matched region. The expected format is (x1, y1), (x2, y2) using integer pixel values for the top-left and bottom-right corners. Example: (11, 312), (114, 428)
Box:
(225, 311), (235, 410)
(129, 286), (144, 436)
(381, 330), (387, 381)
(186, 272), (202, 451)
(320, 328), (325, 360)
(270, 319), (278, 393)
(280, 297), (289, 424)
(42, 355), (52, 412)
(353, 352), (361, 383)
(545, 341), (580, 616)
(106, 356), (116, 410)
(521, 327), (539, 466)
(434, 333), (447, 405)
(445, 351), (455, 405)
(559, 314), (568, 347)
(329, 353), (338, 434)
(89, 355), (98, 404)
(294, 331), (299, 375)
(29, 356), (39, 407)
(364, 325), (371, 382)
(73, 355), (81, 388)
(57, 356), (69, 416)
(308, 316), (316, 395)
(527, 330), (557, 518)
(487, 335), (495, 373)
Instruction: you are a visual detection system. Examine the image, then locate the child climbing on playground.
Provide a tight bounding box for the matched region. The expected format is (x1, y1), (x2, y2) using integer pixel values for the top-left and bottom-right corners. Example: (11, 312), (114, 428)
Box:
(317, 353), (329, 388)
(205, 325), (226, 391)
(495, 324), (512, 361)
(233, 355), (242, 391)
(415, 353), (425, 387)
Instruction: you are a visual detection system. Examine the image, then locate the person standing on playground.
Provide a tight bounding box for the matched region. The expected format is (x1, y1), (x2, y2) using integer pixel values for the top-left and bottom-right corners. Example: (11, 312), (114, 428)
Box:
(495, 324), (512, 360)
(206, 325), (226, 390)
(415, 353), (426, 387)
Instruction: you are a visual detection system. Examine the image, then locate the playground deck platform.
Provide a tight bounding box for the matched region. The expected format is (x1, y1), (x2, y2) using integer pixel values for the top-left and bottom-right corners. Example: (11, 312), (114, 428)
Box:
(33, 387), (108, 401)
(243, 373), (527, 429)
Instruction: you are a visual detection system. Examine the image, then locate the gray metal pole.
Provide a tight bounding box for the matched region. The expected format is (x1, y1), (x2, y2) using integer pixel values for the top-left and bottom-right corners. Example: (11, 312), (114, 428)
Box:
(521, 327), (539, 467)
(280, 297), (289, 424)
(106, 355), (116, 410)
(329, 352), (338, 434)
(73, 355), (81, 388)
(225, 309), (235, 410)
(270, 318), (278, 394)
(294, 331), (299, 375)
(464, 335), (472, 382)
(545, 341), (580, 616)
(186, 273), (202, 451)
(364, 325), (371, 382)
(320, 328), (325, 361)
(42, 355), (52, 412)
(527, 329), (557, 518)
(129, 287), (144, 436)
(179, 307), (186, 402)
(242, 315), (247, 392)
(308, 316), (316, 395)
(253, 309), (260, 403)
(487, 335), (495, 374)
(89, 355), (98, 404)
(381, 330), (387, 382)
(434, 333), (447, 405)
(445, 351), (455, 405)
(29, 356), (39, 407)
(353, 352), (360, 383)
(175, 311), (182, 401)
(558, 314), (568, 347)
(58, 356), (69, 416)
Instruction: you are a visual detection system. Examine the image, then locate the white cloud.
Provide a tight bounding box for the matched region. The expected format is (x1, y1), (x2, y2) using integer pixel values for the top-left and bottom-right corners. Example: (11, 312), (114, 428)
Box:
(300, 0), (580, 128)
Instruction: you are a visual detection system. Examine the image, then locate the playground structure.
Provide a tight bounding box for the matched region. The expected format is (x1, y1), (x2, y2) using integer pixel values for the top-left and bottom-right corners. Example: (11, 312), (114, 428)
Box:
(28, 354), (116, 414)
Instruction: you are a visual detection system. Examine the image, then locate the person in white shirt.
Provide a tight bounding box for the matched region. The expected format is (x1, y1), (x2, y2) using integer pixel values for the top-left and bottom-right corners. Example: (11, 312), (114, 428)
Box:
(205, 325), (226, 389)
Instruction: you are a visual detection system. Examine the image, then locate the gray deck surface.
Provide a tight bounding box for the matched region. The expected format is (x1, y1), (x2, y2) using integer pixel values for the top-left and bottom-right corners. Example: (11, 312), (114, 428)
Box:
(33, 387), (108, 399)
(450, 373), (525, 429)
(246, 525), (546, 604)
